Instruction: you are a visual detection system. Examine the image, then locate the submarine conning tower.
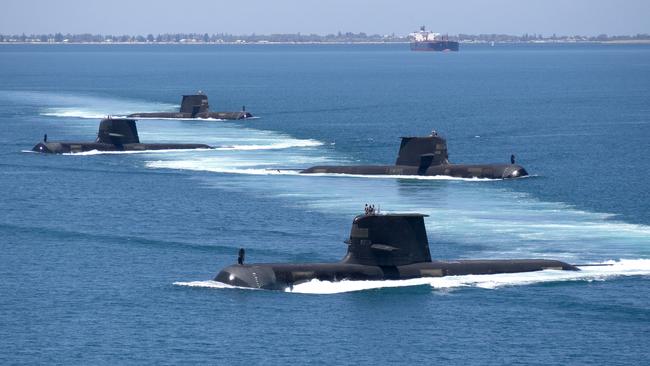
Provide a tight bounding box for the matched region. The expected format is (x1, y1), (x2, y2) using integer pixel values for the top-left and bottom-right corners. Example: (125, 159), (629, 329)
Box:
(96, 118), (140, 144)
(395, 133), (449, 167)
(341, 213), (432, 266)
(180, 94), (210, 116)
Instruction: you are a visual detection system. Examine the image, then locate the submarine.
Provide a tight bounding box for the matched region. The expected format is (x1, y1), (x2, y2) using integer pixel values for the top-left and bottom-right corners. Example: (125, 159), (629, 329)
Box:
(127, 93), (253, 120)
(301, 131), (528, 179)
(215, 207), (578, 290)
(32, 117), (212, 154)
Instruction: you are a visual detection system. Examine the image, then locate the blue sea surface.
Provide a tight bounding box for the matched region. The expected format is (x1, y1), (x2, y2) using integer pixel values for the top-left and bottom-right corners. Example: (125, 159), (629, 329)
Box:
(1, 43), (649, 364)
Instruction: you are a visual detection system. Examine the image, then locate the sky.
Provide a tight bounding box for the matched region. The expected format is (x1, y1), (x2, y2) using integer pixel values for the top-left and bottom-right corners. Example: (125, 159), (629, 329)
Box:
(1, 0), (649, 36)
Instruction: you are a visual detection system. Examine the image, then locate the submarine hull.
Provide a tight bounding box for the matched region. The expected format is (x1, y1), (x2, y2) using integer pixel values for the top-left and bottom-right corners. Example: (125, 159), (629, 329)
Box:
(301, 132), (529, 179)
(214, 213), (578, 291)
(127, 111), (253, 120)
(300, 164), (528, 179)
(128, 94), (253, 120)
(216, 259), (578, 290)
(32, 142), (211, 154)
(32, 118), (214, 154)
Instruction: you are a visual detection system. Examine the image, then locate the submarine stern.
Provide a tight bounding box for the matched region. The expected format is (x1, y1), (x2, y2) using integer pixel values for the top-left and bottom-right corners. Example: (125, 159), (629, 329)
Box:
(139, 143), (213, 150)
(201, 111), (254, 120)
(300, 165), (418, 175)
(437, 259), (579, 276)
(127, 112), (190, 119)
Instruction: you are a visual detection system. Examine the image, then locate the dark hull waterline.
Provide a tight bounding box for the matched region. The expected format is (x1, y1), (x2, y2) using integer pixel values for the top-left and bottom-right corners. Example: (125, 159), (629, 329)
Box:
(216, 259), (577, 291)
(32, 118), (212, 154)
(128, 93), (253, 120)
(127, 111), (253, 120)
(300, 132), (529, 179)
(32, 142), (211, 154)
(301, 163), (527, 179)
(214, 213), (577, 291)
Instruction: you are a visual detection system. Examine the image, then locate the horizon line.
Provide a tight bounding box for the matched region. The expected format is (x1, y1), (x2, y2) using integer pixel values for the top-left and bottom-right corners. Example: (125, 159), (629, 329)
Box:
(2, 31), (650, 38)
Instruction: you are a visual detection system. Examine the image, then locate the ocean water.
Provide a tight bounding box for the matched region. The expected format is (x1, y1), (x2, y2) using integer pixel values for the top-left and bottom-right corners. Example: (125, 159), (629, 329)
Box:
(1, 43), (649, 364)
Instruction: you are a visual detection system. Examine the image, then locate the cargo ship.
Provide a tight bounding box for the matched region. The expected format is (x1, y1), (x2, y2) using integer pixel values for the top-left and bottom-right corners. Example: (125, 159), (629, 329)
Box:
(409, 26), (459, 52)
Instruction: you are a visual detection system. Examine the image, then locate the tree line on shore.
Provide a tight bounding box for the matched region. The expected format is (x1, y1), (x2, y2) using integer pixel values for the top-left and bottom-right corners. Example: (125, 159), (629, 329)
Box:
(1, 32), (649, 43)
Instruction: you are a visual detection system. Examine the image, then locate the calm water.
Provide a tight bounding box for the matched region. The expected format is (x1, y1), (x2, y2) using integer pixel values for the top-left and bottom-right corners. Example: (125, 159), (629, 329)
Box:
(1, 43), (649, 364)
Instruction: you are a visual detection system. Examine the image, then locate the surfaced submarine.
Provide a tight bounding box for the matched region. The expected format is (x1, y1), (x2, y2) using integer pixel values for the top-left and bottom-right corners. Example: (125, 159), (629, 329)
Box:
(32, 117), (211, 154)
(301, 131), (528, 179)
(128, 93), (253, 120)
(215, 208), (578, 290)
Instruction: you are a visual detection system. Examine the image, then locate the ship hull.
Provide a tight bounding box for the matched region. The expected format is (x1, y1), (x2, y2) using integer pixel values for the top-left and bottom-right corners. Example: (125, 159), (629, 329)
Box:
(32, 118), (213, 154)
(410, 41), (459, 52)
(32, 142), (211, 154)
(127, 111), (253, 120)
(300, 163), (527, 179)
(216, 259), (577, 290)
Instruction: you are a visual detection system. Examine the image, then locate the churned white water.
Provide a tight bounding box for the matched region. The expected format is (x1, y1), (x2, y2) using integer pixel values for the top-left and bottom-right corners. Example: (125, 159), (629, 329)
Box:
(174, 259), (650, 294)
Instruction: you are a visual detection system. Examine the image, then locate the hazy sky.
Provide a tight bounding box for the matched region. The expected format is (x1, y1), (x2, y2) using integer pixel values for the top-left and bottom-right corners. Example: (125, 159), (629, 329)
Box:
(1, 0), (648, 36)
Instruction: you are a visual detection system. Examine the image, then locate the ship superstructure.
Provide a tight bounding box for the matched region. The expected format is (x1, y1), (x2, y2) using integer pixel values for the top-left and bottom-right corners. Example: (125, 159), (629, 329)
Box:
(409, 26), (459, 52)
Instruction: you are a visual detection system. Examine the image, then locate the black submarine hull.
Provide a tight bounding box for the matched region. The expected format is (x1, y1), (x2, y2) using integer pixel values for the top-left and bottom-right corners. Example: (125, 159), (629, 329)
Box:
(128, 94), (253, 120)
(32, 118), (212, 154)
(300, 164), (528, 179)
(216, 259), (578, 291)
(32, 142), (211, 154)
(127, 111), (253, 120)
(214, 213), (577, 291)
(301, 132), (529, 179)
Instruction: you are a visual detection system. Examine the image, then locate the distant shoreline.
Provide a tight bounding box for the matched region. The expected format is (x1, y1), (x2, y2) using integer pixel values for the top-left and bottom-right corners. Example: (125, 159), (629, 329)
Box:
(2, 40), (650, 45)
(4, 31), (649, 45)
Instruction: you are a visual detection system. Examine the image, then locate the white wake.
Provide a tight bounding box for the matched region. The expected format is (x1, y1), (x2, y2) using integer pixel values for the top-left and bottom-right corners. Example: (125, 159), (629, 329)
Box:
(174, 259), (650, 294)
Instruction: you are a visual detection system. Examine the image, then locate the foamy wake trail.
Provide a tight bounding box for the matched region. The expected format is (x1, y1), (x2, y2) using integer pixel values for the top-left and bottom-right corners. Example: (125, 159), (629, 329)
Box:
(215, 139), (323, 150)
(173, 280), (261, 291)
(146, 160), (303, 176)
(297, 172), (502, 181)
(147, 161), (503, 181)
(41, 110), (115, 119)
(195, 168), (303, 176)
(290, 259), (650, 294)
(0, 90), (260, 120)
(123, 117), (226, 121)
(32, 92), (177, 119)
(133, 116), (260, 121)
(174, 259), (650, 294)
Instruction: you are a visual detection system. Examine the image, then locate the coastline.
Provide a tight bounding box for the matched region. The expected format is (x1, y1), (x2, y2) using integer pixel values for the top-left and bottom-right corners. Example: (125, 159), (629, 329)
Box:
(2, 40), (650, 45)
